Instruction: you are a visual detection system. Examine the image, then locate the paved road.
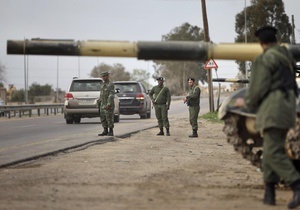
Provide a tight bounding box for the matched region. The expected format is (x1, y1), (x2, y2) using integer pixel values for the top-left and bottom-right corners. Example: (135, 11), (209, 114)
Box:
(0, 97), (221, 167)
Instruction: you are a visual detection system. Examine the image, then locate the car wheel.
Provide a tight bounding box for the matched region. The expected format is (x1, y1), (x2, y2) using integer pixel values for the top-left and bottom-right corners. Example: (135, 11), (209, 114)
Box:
(140, 112), (147, 119)
(74, 117), (81, 124)
(147, 109), (151, 118)
(114, 114), (120, 123)
(66, 119), (73, 124)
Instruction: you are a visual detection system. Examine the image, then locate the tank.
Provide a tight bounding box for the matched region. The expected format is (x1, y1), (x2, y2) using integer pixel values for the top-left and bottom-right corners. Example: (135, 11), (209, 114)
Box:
(7, 39), (300, 62)
(217, 66), (300, 169)
(6, 39), (300, 168)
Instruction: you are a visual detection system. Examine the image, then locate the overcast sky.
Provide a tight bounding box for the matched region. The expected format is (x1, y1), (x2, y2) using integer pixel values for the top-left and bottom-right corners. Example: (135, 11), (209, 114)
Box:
(0, 0), (299, 91)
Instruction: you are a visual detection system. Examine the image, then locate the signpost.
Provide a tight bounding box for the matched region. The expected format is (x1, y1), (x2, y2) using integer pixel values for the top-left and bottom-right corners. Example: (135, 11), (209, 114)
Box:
(204, 59), (218, 69)
(204, 59), (219, 111)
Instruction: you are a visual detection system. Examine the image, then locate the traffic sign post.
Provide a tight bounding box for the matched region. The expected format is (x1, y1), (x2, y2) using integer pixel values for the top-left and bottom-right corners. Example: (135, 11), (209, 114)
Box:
(204, 59), (218, 69)
(204, 59), (218, 112)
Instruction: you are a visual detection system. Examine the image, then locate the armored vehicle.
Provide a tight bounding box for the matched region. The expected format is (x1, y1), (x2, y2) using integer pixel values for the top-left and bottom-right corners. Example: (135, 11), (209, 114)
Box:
(6, 39), (300, 168)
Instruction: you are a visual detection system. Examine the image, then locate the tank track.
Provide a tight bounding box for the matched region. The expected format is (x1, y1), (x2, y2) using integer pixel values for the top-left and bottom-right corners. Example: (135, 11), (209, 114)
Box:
(286, 116), (300, 159)
(222, 113), (263, 168)
(223, 114), (300, 168)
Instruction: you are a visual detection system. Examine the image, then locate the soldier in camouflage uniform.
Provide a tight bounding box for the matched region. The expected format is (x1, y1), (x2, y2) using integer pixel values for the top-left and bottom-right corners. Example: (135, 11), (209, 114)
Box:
(98, 71), (115, 136)
(149, 77), (171, 136)
(183, 78), (201, 138)
(235, 26), (300, 208)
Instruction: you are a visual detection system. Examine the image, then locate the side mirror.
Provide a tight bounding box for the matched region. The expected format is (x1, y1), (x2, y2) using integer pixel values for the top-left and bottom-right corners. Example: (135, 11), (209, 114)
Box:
(115, 88), (120, 93)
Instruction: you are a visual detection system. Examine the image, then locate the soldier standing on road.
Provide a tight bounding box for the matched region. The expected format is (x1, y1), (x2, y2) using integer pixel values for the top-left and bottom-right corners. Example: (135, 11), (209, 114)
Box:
(183, 78), (201, 138)
(235, 26), (300, 208)
(149, 77), (171, 136)
(98, 71), (115, 136)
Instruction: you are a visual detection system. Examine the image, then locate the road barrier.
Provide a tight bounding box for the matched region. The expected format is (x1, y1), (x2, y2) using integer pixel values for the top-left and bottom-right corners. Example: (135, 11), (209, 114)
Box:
(0, 104), (64, 118)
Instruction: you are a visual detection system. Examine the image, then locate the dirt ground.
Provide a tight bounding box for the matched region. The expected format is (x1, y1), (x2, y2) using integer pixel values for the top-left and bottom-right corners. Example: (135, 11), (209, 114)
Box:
(0, 117), (296, 210)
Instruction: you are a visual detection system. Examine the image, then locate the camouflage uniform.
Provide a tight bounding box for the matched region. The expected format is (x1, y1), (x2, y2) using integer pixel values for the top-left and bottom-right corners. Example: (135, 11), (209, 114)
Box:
(149, 82), (171, 135)
(246, 44), (299, 185)
(186, 84), (201, 135)
(245, 38), (300, 207)
(98, 74), (115, 136)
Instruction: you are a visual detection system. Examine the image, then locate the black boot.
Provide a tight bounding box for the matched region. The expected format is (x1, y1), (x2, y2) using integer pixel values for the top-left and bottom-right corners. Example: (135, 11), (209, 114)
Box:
(288, 179), (300, 209)
(157, 128), (164, 136)
(166, 128), (170, 136)
(107, 128), (114, 136)
(98, 128), (108, 136)
(263, 182), (276, 205)
(189, 129), (198, 138)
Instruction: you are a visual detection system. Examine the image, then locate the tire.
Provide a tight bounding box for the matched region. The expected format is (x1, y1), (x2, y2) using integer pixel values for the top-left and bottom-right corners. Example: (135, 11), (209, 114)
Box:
(147, 109), (151, 118)
(140, 112), (147, 119)
(114, 114), (120, 123)
(74, 117), (81, 124)
(66, 119), (73, 124)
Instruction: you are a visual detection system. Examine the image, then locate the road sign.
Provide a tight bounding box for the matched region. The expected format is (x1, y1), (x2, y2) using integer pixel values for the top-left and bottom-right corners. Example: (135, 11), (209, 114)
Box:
(204, 59), (218, 69)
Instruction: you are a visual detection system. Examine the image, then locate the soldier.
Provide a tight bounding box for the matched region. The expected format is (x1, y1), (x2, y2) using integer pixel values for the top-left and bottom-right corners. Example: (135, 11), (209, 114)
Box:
(235, 26), (300, 208)
(183, 78), (201, 138)
(149, 77), (171, 136)
(98, 71), (115, 136)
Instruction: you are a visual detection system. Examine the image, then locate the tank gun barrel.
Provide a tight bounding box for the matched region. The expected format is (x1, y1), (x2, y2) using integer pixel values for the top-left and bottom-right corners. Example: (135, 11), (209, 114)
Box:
(7, 39), (300, 61)
(212, 78), (249, 83)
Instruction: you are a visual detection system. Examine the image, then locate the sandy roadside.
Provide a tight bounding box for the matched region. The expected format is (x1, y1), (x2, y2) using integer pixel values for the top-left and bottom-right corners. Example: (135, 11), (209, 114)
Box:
(0, 116), (295, 210)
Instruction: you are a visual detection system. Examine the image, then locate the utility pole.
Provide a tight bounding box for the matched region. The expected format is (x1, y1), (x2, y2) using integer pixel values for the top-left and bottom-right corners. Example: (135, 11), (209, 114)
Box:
(201, 0), (214, 112)
(56, 56), (59, 103)
(244, 0), (248, 84)
(23, 38), (29, 104)
(292, 15), (296, 44)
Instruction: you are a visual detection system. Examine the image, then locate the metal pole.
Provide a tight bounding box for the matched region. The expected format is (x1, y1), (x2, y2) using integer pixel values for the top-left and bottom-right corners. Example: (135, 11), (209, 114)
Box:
(78, 57), (80, 77)
(23, 40), (27, 104)
(23, 38), (28, 104)
(56, 56), (59, 103)
(244, 0), (248, 83)
(26, 55), (29, 104)
(201, 0), (214, 112)
(292, 15), (296, 44)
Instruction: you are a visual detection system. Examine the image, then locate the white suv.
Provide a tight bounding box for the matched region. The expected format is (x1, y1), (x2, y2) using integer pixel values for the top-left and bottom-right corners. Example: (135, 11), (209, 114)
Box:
(64, 78), (120, 124)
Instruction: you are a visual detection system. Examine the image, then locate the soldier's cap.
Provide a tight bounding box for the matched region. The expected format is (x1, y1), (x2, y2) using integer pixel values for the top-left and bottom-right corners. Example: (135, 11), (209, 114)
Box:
(255, 26), (277, 43)
(187, 78), (195, 82)
(156, 77), (164, 81)
(100, 71), (110, 77)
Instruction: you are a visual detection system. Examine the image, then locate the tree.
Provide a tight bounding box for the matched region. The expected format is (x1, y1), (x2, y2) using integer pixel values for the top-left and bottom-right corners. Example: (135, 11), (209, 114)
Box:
(235, 0), (292, 76)
(11, 89), (25, 102)
(90, 63), (131, 81)
(29, 83), (52, 96)
(28, 83), (52, 103)
(131, 69), (151, 90)
(153, 22), (206, 95)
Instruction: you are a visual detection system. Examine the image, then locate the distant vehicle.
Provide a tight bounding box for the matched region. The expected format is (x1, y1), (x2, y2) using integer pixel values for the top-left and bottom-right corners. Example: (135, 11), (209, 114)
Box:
(113, 81), (151, 119)
(64, 78), (120, 124)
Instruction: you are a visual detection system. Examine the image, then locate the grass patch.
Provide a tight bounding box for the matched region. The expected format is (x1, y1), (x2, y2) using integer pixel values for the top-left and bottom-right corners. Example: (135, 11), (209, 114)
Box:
(200, 111), (222, 123)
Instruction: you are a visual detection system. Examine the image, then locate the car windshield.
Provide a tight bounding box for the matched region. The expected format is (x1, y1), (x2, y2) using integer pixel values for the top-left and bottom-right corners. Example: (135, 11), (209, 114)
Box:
(70, 80), (102, 92)
(114, 83), (141, 94)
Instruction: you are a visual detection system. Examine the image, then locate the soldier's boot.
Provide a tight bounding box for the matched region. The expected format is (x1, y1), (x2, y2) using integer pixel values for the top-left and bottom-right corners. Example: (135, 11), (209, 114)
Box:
(107, 128), (114, 136)
(288, 180), (300, 209)
(98, 128), (108, 136)
(157, 128), (164, 136)
(166, 128), (170, 136)
(189, 129), (198, 138)
(263, 182), (276, 205)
